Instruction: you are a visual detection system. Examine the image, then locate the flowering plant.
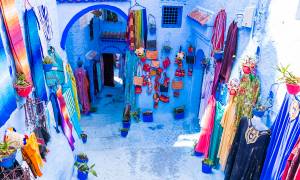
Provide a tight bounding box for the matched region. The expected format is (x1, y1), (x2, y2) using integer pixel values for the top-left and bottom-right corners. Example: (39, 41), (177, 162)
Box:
(241, 56), (256, 68)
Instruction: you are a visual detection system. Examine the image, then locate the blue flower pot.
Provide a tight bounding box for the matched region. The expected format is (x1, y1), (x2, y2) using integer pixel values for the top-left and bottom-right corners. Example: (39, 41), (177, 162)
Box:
(122, 122), (131, 129)
(175, 112), (185, 120)
(143, 113), (153, 122)
(194, 151), (203, 157)
(202, 162), (212, 174)
(81, 134), (87, 144)
(121, 130), (128, 137)
(253, 109), (265, 118)
(76, 156), (88, 163)
(43, 64), (53, 72)
(77, 170), (88, 180)
(0, 151), (17, 169)
(213, 51), (223, 61)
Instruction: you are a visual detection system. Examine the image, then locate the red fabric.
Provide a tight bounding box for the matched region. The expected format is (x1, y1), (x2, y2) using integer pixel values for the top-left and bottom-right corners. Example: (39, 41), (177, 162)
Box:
(282, 138), (300, 180)
(195, 95), (216, 157)
(211, 61), (223, 95)
(211, 9), (227, 56)
(75, 68), (90, 114)
(126, 11), (135, 51)
(219, 21), (238, 82)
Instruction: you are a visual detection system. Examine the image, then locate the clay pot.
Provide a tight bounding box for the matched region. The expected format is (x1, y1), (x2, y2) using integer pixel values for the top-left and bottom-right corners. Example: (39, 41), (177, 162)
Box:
(14, 84), (32, 97)
(286, 83), (300, 95)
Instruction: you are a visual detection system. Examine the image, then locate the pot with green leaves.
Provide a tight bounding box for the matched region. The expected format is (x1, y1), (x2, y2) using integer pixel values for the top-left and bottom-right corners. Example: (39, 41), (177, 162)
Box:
(201, 158), (213, 174)
(76, 153), (88, 163)
(14, 73), (32, 97)
(120, 128), (129, 137)
(74, 162), (97, 180)
(0, 141), (17, 169)
(81, 133), (87, 144)
(43, 56), (53, 72)
(277, 64), (300, 95)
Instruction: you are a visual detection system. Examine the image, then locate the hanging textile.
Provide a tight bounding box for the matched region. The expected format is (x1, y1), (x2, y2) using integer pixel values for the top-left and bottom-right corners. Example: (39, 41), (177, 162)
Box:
(24, 8), (47, 101)
(56, 87), (75, 151)
(142, 9), (148, 48)
(0, 29), (17, 127)
(66, 64), (81, 120)
(134, 10), (142, 49)
(211, 9), (227, 55)
(218, 95), (237, 169)
(282, 137), (300, 180)
(125, 51), (138, 110)
(74, 67), (91, 114)
(236, 74), (260, 124)
(0, 0), (32, 83)
(194, 95), (216, 157)
(225, 118), (270, 180)
(219, 21), (238, 82)
(198, 71), (214, 121)
(45, 47), (65, 87)
(37, 5), (53, 42)
(49, 92), (61, 133)
(261, 94), (300, 180)
(208, 101), (225, 167)
(126, 11), (135, 51)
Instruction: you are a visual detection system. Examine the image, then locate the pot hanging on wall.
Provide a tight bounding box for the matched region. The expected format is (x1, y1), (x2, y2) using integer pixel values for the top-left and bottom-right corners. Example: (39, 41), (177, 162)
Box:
(286, 83), (300, 95)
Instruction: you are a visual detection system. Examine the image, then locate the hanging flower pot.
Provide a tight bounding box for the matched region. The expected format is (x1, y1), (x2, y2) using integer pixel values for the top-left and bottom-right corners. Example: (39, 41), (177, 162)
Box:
(43, 56), (53, 72)
(201, 159), (213, 174)
(213, 50), (223, 61)
(77, 169), (88, 180)
(43, 64), (53, 72)
(0, 149), (17, 169)
(252, 109), (265, 118)
(14, 84), (32, 98)
(286, 83), (300, 95)
(81, 133), (87, 144)
(242, 65), (252, 74)
(76, 153), (89, 163)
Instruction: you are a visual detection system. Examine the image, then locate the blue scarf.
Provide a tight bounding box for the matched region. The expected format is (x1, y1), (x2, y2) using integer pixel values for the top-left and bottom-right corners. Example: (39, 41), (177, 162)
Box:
(25, 9), (47, 101)
(0, 30), (17, 127)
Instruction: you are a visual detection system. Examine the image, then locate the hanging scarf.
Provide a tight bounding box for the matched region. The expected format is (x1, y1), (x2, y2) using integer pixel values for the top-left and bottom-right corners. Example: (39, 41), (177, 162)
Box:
(126, 11), (135, 51)
(125, 51), (138, 110)
(37, 5), (53, 42)
(25, 8), (47, 101)
(50, 92), (61, 133)
(142, 9), (148, 48)
(0, 0), (32, 83)
(0, 30), (17, 127)
(220, 21), (238, 82)
(74, 67), (91, 114)
(56, 87), (75, 151)
(211, 9), (227, 55)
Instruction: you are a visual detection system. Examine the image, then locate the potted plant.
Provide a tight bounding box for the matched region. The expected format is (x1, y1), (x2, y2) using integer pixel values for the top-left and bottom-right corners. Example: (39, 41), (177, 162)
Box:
(227, 78), (240, 96)
(142, 111), (153, 122)
(74, 162), (97, 180)
(43, 56), (53, 72)
(202, 158), (213, 174)
(122, 119), (131, 129)
(81, 132), (87, 144)
(253, 103), (267, 118)
(174, 106), (185, 120)
(76, 153), (88, 163)
(241, 56), (256, 74)
(14, 73), (32, 97)
(130, 108), (140, 122)
(213, 50), (224, 61)
(277, 64), (300, 95)
(120, 128), (129, 138)
(0, 141), (17, 169)
(162, 45), (172, 54)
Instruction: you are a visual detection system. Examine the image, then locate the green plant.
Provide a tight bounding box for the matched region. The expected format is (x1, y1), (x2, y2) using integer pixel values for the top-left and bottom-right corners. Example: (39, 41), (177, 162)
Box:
(15, 73), (30, 87)
(162, 45), (172, 51)
(202, 158), (213, 166)
(74, 162), (97, 177)
(277, 64), (299, 84)
(0, 141), (16, 159)
(120, 128), (129, 132)
(43, 56), (53, 64)
(130, 108), (140, 122)
(77, 153), (88, 160)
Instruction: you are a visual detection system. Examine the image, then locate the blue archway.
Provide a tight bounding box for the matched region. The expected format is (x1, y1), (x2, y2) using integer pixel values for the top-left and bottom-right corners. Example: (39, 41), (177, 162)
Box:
(60, 4), (128, 50)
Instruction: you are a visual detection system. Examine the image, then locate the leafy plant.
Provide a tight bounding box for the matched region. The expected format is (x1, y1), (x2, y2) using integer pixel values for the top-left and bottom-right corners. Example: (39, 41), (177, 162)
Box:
(120, 128), (129, 132)
(14, 73), (30, 87)
(130, 108), (140, 122)
(74, 162), (97, 177)
(43, 56), (53, 64)
(277, 64), (299, 84)
(162, 45), (172, 52)
(202, 158), (213, 166)
(0, 141), (16, 159)
(77, 153), (88, 160)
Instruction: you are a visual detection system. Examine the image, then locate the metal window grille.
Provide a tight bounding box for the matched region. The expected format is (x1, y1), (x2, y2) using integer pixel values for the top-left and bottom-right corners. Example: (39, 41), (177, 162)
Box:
(162, 6), (183, 28)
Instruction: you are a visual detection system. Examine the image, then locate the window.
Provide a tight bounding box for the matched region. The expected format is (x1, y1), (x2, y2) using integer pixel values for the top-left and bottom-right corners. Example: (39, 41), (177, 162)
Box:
(162, 6), (183, 28)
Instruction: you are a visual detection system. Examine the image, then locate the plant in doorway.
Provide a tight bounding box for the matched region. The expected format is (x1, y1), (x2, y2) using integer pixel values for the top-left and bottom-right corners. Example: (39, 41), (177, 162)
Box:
(74, 162), (97, 180)
(0, 141), (17, 169)
(76, 153), (88, 163)
(42, 56), (53, 72)
(14, 73), (32, 97)
(201, 158), (213, 174)
(130, 108), (141, 122)
(277, 64), (300, 95)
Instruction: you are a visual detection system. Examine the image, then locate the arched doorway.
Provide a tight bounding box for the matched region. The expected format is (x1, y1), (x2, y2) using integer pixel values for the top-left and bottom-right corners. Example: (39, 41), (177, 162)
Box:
(60, 4), (128, 50)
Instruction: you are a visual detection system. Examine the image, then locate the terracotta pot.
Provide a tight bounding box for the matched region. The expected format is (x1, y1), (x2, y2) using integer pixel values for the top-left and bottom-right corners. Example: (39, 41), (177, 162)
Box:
(14, 84), (32, 97)
(286, 83), (300, 95)
(242, 65), (252, 74)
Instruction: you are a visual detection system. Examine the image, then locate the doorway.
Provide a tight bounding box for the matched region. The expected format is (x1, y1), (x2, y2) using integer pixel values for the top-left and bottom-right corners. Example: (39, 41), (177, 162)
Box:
(102, 53), (115, 87)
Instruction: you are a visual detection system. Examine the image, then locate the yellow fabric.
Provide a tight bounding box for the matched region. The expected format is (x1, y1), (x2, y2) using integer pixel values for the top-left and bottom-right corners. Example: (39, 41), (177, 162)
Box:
(66, 64), (81, 120)
(217, 96), (237, 170)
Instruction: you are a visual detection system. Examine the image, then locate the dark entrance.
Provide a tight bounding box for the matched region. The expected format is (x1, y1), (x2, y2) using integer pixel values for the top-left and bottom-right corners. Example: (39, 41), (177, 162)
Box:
(102, 53), (115, 87)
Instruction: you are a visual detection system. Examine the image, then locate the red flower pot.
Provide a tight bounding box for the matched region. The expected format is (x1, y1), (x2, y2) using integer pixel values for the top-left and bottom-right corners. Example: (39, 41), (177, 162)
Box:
(229, 89), (237, 96)
(242, 65), (252, 74)
(14, 84), (32, 97)
(286, 83), (300, 95)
